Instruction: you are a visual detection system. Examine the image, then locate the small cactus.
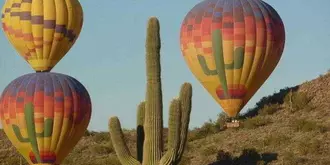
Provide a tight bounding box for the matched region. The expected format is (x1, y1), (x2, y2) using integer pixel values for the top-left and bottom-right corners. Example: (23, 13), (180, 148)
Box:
(108, 17), (193, 165)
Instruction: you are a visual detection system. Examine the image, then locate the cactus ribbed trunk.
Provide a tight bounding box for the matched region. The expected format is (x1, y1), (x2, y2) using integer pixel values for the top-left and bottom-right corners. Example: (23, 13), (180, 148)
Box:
(175, 83), (192, 163)
(143, 17), (163, 165)
(108, 17), (193, 165)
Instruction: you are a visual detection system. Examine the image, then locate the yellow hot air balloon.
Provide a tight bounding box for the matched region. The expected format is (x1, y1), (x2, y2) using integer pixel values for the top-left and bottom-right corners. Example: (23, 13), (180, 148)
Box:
(1, 0), (83, 72)
(180, 0), (285, 117)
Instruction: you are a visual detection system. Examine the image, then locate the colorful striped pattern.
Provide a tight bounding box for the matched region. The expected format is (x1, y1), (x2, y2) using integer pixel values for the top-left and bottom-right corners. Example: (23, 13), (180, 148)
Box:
(0, 72), (92, 165)
(180, 0), (285, 117)
(1, 0), (84, 72)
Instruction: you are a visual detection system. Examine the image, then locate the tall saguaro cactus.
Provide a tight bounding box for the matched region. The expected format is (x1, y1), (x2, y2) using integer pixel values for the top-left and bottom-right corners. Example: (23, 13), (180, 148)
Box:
(108, 17), (193, 165)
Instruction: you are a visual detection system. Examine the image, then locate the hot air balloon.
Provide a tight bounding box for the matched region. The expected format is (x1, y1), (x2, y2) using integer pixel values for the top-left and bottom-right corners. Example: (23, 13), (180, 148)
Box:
(1, 0), (83, 72)
(180, 0), (285, 117)
(0, 72), (91, 164)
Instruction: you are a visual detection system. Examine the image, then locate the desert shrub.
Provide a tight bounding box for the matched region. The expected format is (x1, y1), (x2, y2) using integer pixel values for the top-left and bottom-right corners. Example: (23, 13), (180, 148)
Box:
(215, 113), (228, 130)
(243, 116), (270, 129)
(178, 155), (192, 165)
(73, 144), (90, 154)
(282, 152), (307, 165)
(256, 160), (266, 165)
(262, 134), (290, 147)
(291, 118), (327, 133)
(210, 148), (278, 165)
(92, 132), (110, 143)
(101, 155), (121, 165)
(90, 144), (113, 155)
(202, 145), (218, 156)
(297, 139), (322, 155)
(189, 119), (220, 141)
(259, 104), (281, 116)
(216, 150), (233, 161)
(84, 130), (96, 136)
(2, 157), (27, 165)
(284, 91), (311, 112)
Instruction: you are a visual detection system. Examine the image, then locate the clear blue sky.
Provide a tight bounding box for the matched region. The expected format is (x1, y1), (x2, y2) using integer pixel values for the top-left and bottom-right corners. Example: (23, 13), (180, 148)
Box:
(0, 0), (329, 132)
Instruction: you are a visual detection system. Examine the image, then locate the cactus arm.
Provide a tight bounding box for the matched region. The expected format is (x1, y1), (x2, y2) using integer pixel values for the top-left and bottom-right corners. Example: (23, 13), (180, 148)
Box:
(175, 83), (193, 163)
(12, 125), (30, 142)
(109, 117), (141, 165)
(137, 101), (145, 163)
(224, 47), (244, 70)
(159, 99), (181, 165)
(43, 118), (53, 137)
(24, 103), (41, 163)
(143, 16), (163, 165)
(197, 55), (218, 76)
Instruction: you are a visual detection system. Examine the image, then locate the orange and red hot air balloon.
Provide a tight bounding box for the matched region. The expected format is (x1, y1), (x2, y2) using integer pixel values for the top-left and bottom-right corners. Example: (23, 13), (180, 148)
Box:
(0, 73), (91, 164)
(180, 0), (285, 117)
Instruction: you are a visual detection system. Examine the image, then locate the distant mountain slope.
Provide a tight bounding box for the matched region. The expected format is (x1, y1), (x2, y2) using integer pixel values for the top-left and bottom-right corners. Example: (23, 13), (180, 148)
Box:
(0, 72), (329, 165)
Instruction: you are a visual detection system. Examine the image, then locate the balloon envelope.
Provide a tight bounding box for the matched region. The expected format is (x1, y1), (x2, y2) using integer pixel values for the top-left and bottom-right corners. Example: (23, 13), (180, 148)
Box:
(180, 0), (285, 117)
(0, 72), (91, 164)
(1, 0), (84, 72)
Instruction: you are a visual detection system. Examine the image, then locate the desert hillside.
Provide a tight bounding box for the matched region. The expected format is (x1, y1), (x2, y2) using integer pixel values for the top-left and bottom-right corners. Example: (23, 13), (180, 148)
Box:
(0, 72), (330, 165)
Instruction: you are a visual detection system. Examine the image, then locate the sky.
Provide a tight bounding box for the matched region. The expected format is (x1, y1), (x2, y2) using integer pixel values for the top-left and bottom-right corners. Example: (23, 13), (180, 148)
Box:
(0, 0), (329, 132)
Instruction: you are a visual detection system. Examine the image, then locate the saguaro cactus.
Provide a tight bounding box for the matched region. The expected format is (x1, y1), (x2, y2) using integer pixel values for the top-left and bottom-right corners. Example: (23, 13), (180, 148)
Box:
(108, 17), (193, 165)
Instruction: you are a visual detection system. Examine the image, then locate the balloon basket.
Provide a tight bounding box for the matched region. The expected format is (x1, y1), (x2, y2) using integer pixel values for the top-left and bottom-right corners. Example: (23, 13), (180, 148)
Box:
(225, 120), (240, 128)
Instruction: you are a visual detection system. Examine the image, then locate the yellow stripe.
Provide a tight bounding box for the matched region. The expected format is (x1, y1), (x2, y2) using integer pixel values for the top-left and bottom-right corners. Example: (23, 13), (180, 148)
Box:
(11, 0), (28, 57)
(31, 0), (44, 59)
(50, 113), (63, 151)
(245, 47), (264, 88)
(43, 0), (56, 60)
(2, 0), (19, 54)
(55, 118), (71, 153)
(59, 0), (74, 60)
(48, 0), (67, 61)
(20, 1), (38, 60)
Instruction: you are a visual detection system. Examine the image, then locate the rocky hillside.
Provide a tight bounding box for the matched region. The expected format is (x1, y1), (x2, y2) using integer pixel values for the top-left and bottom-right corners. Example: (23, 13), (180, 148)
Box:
(0, 72), (330, 165)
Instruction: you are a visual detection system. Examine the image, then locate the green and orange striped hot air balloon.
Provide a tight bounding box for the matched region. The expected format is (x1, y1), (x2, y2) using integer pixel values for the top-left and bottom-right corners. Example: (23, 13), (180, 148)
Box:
(0, 72), (92, 165)
(180, 0), (285, 117)
(1, 0), (83, 72)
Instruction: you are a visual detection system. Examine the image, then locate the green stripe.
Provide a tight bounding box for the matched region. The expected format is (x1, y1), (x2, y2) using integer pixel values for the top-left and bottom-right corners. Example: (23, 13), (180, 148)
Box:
(25, 103), (41, 163)
(225, 47), (244, 69)
(212, 29), (228, 97)
(197, 55), (218, 75)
